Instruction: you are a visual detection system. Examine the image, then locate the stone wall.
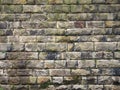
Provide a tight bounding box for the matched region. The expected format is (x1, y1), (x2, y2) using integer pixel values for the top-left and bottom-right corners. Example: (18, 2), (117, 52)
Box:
(0, 0), (120, 90)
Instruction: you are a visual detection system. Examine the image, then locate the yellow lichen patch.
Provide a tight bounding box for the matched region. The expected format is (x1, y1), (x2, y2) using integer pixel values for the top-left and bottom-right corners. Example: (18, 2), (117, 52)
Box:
(105, 21), (120, 27)
(37, 76), (51, 84)
(13, 0), (26, 4)
(105, 21), (113, 27)
(48, 0), (63, 4)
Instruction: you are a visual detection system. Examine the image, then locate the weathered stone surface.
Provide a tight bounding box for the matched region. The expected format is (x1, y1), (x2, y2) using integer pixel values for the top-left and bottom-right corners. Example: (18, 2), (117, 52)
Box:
(71, 69), (90, 75)
(35, 0), (48, 4)
(113, 28), (120, 35)
(55, 36), (70, 42)
(13, 0), (27, 4)
(92, 0), (105, 3)
(55, 60), (66, 69)
(66, 60), (78, 68)
(25, 43), (37, 51)
(11, 43), (24, 51)
(0, 76), (8, 84)
(52, 5), (70, 13)
(49, 69), (70, 76)
(11, 60), (28, 69)
(56, 85), (71, 90)
(71, 5), (97, 13)
(20, 36), (37, 43)
(7, 52), (38, 60)
(37, 36), (55, 42)
(37, 76), (51, 84)
(106, 0), (120, 3)
(72, 85), (88, 90)
(68, 13), (93, 21)
(78, 60), (95, 68)
(114, 52), (120, 58)
(66, 52), (81, 60)
(0, 52), (6, 59)
(97, 60), (120, 67)
(11, 85), (29, 90)
(48, 13), (67, 21)
(105, 21), (120, 28)
(86, 21), (105, 28)
(21, 21), (56, 29)
(3, 5), (23, 13)
(0, 0), (13, 4)
(45, 43), (67, 51)
(104, 85), (120, 90)
(39, 52), (65, 60)
(74, 42), (94, 51)
(29, 77), (37, 84)
(17, 69), (32, 76)
(31, 14), (47, 21)
(66, 28), (112, 35)
(74, 21), (85, 28)
(48, 0), (63, 4)
(9, 77), (20, 84)
(98, 5), (120, 13)
(15, 14), (31, 21)
(26, 60), (44, 69)
(95, 42), (117, 51)
(45, 29), (65, 35)
(0, 22), (8, 29)
(33, 69), (49, 76)
(0, 43), (11, 51)
(81, 52), (93, 59)
(57, 21), (74, 29)
(103, 52), (113, 59)
(88, 85), (104, 90)
(0, 60), (12, 68)
(8, 36), (19, 43)
(44, 60), (55, 69)
(93, 13), (114, 20)
(23, 5), (42, 13)
(0, 0), (119, 89)
(66, 28), (91, 35)
(78, 0), (92, 4)
(87, 76), (97, 84)
(98, 76), (120, 85)
(52, 77), (63, 84)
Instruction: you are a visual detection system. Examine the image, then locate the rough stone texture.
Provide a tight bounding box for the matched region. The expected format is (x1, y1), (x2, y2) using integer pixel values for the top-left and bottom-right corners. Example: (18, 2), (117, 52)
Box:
(0, 0), (120, 90)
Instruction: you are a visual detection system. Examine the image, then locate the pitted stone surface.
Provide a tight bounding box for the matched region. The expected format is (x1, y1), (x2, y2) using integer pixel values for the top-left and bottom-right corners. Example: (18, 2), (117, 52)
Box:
(0, 0), (120, 89)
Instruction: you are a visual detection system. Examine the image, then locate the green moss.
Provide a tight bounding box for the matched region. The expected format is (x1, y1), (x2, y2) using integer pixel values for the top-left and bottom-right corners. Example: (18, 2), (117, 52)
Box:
(11, 85), (15, 90)
(40, 80), (51, 89)
(107, 49), (112, 52)
(72, 75), (79, 80)
(0, 87), (3, 90)
(0, 31), (4, 35)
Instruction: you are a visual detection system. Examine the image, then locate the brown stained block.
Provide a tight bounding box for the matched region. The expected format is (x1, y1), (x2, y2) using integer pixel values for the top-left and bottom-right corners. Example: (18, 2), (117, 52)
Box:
(74, 21), (85, 28)
(9, 77), (20, 84)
